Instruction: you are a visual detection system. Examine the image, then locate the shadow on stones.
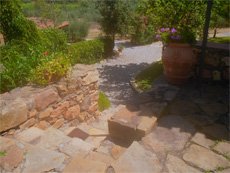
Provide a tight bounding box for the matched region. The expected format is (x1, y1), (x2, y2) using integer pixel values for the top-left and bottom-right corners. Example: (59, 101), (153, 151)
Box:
(99, 63), (150, 106)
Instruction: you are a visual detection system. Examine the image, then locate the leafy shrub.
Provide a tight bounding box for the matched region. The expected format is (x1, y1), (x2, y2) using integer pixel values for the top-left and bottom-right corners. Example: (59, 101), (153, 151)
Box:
(0, 0), (40, 43)
(0, 49), (41, 93)
(29, 53), (70, 86)
(64, 20), (89, 43)
(98, 91), (111, 112)
(39, 28), (67, 52)
(68, 39), (104, 64)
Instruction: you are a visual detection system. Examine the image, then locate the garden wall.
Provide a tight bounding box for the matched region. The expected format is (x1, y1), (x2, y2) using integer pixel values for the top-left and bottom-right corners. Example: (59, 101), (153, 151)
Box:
(0, 64), (100, 133)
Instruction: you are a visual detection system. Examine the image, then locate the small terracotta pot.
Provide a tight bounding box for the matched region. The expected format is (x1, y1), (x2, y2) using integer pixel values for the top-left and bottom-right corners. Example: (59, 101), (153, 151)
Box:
(162, 43), (197, 85)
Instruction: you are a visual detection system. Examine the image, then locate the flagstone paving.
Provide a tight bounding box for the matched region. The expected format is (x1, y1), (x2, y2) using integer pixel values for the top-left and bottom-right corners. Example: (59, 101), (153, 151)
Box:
(0, 42), (229, 172)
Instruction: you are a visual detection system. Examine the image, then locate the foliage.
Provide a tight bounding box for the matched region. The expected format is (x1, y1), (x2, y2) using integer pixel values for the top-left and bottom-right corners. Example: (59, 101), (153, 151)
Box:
(0, 151), (6, 157)
(208, 36), (230, 44)
(134, 0), (206, 42)
(0, 0), (40, 43)
(131, 18), (154, 45)
(97, 0), (132, 51)
(135, 61), (163, 91)
(0, 44), (42, 92)
(68, 39), (104, 64)
(39, 28), (67, 52)
(156, 27), (196, 44)
(210, 0), (229, 29)
(64, 20), (89, 42)
(29, 53), (70, 85)
(98, 91), (111, 112)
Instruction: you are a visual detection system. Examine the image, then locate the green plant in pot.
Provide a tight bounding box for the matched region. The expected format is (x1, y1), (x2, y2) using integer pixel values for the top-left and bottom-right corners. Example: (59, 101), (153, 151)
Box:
(156, 27), (197, 85)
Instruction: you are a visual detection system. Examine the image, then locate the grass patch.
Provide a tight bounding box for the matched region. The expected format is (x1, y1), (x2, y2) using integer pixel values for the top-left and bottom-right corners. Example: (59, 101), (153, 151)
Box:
(208, 36), (230, 44)
(98, 91), (111, 112)
(135, 60), (163, 91)
(0, 151), (6, 157)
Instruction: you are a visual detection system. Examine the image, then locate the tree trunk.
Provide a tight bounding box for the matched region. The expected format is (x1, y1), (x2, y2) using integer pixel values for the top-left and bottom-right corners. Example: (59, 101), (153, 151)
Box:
(213, 28), (217, 38)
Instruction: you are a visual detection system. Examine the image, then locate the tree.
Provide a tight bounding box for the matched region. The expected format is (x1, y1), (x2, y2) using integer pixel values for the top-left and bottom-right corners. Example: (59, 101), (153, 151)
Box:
(210, 0), (229, 38)
(0, 0), (39, 43)
(136, 0), (207, 39)
(97, 0), (131, 55)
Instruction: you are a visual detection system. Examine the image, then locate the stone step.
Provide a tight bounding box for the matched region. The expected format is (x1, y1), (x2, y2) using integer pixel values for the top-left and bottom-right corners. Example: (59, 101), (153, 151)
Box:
(108, 106), (158, 144)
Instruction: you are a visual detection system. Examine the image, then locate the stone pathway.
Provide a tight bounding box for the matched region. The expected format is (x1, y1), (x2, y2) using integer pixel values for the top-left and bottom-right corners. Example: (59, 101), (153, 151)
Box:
(1, 42), (229, 173)
(97, 41), (162, 106)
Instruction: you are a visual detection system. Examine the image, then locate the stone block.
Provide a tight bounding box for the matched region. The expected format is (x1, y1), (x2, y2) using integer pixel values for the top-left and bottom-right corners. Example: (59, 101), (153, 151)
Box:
(36, 120), (50, 130)
(52, 118), (64, 129)
(64, 105), (80, 120)
(0, 98), (28, 132)
(51, 101), (69, 118)
(108, 107), (154, 143)
(34, 88), (60, 111)
(39, 107), (53, 119)
(20, 118), (36, 130)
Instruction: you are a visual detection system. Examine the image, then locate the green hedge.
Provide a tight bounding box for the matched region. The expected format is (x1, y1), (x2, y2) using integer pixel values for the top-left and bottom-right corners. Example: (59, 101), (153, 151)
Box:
(68, 39), (105, 64)
(29, 53), (71, 86)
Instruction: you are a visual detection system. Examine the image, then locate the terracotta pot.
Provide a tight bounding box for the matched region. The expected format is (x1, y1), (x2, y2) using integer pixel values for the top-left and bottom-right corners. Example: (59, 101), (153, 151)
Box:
(162, 43), (196, 85)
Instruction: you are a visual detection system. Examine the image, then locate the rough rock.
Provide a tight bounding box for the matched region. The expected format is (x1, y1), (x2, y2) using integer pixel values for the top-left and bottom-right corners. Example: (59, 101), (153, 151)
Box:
(34, 88), (60, 111)
(183, 144), (230, 170)
(112, 141), (162, 173)
(52, 118), (64, 129)
(137, 116), (157, 137)
(28, 110), (37, 118)
(51, 101), (69, 118)
(82, 70), (99, 85)
(80, 96), (91, 111)
(191, 132), (215, 149)
(19, 118), (36, 130)
(0, 98), (28, 132)
(23, 147), (65, 173)
(166, 154), (201, 173)
(64, 105), (80, 120)
(38, 107), (53, 119)
(59, 138), (94, 157)
(36, 120), (50, 130)
(63, 156), (107, 173)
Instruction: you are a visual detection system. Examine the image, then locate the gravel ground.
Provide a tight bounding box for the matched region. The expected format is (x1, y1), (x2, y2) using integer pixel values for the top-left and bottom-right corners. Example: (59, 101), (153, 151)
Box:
(97, 41), (162, 107)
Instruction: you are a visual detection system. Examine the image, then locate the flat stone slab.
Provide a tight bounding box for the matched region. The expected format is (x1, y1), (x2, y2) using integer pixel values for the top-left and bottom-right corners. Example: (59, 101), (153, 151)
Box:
(15, 127), (44, 144)
(183, 144), (230, 171)
(0, 142), (24, 171)
(36, 127), (71, 150)
(213, 142), (230, 156)
(142, 115), (195, 156)
(23, 146), (65, 173)
(112, 141), (162, 173)
(108, 107), (157, 143)
(191, 132), (215, 149)
(86, 151), (114, 166)
(166, 154), (202, 173)
(63, 156), (107, 173)
(59, 138), (95, 157)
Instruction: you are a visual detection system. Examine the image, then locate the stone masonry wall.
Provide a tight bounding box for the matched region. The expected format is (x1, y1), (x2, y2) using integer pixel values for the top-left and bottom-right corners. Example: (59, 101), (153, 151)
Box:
(0, 64), (100, 133)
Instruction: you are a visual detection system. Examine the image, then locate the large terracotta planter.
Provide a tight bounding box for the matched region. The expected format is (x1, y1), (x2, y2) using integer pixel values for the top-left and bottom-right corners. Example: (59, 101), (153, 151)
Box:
(162, 43), (196, 85)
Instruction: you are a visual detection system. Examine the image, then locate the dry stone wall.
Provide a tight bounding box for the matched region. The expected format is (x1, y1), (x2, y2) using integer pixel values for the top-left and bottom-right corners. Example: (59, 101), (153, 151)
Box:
(0, 64), (100, 133)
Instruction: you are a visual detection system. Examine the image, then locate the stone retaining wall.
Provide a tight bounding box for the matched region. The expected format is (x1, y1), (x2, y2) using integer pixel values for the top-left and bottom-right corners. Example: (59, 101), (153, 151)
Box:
(0, 64), (100, 133)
